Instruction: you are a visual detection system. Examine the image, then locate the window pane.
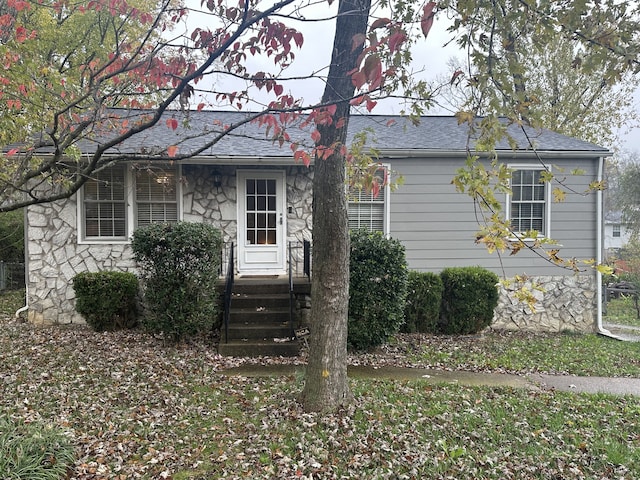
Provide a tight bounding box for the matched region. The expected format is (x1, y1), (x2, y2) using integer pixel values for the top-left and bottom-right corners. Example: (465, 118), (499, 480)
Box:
(509, 169), (546, 236)
(347, 167), (387, 234)
(83, 165), (127, 238)
(135, 166), (178, 228)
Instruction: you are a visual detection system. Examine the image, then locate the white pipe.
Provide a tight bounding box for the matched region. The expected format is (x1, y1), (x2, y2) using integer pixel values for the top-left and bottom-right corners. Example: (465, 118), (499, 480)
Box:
(596, 155), (616, 338)
(14, 206), (28, 319)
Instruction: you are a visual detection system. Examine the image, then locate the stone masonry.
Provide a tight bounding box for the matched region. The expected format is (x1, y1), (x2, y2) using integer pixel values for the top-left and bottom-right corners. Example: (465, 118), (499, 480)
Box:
(492, 274), (597, 333)
(26, 165), (313, 324)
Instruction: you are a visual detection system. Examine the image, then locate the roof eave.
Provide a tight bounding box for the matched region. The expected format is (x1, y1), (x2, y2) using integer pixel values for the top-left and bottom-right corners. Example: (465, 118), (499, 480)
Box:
(377, 148), (613, 159)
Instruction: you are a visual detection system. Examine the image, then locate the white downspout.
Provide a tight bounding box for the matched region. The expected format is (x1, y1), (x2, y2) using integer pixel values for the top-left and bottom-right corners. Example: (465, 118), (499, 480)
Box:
(596, 155), (615, 337)
(14, 206), (28, 319)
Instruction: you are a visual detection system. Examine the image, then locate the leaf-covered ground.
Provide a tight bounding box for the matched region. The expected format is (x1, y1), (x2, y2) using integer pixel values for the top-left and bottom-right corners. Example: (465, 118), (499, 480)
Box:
(2, 312), (640, 479)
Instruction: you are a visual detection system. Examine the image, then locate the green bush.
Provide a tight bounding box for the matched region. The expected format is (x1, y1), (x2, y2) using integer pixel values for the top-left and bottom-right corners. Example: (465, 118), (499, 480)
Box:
(0, 416), (75, 480)
(72, 271), (138, 331)
(402, 271), (443, 333)
(439, 266), (499, 335)
(0, 209), (24, 262)
(132, 222), (222, 341)
(348, 229), (408, 351)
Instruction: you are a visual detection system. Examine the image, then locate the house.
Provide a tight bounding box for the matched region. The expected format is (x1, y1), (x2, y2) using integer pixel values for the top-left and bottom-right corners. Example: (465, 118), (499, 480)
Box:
(604, 210), (633, 256)
(22, 110), (611, 334)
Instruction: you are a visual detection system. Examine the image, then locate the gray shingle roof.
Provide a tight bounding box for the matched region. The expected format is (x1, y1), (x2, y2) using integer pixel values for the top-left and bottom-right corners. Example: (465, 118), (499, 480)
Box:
(54, 109), (612, 158)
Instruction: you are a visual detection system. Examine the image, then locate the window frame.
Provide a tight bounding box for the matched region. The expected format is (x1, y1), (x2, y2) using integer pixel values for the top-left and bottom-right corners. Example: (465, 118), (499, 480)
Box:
(505, 164), (551, 239)
(612, 224), (621, 238)
(347, 163), (390, 236)
(78, 163), (181, 244)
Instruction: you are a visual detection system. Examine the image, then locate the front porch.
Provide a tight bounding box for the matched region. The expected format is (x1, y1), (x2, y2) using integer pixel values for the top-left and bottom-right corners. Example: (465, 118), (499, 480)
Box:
(218, 241), (312, 357)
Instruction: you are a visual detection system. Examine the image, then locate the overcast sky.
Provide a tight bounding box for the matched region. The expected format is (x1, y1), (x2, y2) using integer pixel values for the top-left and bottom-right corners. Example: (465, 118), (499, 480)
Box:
(182, 1), (640, 153)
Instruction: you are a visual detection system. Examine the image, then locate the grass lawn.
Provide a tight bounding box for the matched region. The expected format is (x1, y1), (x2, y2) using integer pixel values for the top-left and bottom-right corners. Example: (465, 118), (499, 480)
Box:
(2, 290), (640, 479)
(605, 295), (640, 328)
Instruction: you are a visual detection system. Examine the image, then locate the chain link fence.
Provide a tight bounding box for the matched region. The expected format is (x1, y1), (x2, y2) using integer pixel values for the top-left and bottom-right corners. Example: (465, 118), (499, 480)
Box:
(0, 262), (25, 291)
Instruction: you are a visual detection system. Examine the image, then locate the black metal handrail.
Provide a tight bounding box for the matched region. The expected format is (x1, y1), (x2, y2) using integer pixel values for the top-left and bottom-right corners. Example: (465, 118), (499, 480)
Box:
(223, 242), (234, 343)
(303, 239), (311, 280)
(288, 241), (295, 338)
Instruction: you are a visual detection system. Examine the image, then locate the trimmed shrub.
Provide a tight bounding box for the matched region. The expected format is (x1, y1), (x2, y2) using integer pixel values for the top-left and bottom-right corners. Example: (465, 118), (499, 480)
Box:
(439, 266), (499, 335)
(132, 222), (222, 341)
(348, 229), (408, 351)
(0, 416), (75, 480)
(72, 271), (138, 331)
(402, 271), (443, 333)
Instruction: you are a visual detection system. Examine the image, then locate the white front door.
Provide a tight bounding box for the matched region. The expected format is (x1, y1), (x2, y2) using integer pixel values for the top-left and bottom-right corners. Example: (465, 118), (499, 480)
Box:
(237, 170), (287, 274)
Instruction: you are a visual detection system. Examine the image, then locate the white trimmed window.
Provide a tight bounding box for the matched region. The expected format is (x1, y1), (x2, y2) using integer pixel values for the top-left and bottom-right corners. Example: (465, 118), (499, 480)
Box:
(507, 167), (550, 237)
(81, 164), (179, 241)
(135, 167), (178, 227)
(613, 224), (621, 238)
(83, 165), (127, 239)
(348, 165), (389, 234)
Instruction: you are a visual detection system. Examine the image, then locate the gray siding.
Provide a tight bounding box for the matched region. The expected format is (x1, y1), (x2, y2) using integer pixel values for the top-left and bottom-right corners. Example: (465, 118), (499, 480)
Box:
(388, 156), (600, 277)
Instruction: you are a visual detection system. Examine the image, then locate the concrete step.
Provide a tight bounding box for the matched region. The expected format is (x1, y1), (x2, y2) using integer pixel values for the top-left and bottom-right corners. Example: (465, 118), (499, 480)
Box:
(231, 293), (290, 309)
(218, 339), (301, 357)
(232, 279), (290, 295)
(223, 322), (294, 340)
(228, 307), (290, 324)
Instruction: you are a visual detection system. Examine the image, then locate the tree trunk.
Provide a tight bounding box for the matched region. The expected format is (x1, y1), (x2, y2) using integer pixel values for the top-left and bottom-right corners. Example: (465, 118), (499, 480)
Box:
(301, 0), (371, 413)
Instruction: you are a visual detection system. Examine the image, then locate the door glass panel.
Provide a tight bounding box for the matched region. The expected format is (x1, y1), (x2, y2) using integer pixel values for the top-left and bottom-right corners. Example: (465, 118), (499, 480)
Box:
(245, 177), (278, 245)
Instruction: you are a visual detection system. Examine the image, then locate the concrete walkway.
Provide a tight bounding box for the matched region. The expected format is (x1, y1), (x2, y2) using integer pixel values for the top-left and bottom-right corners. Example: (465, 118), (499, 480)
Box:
(223, 364), (640, 397)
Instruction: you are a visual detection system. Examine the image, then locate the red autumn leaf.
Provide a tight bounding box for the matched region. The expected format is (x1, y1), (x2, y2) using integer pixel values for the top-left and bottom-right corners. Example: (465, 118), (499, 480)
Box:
(351, 33), (366, 52)
(274, 83), (284, 96)
(15, 26), (27, 42)
(371, 180), (380, 198)
(166, 118), (178, 130)
(365, 98), (377, 112)
(350, 95), (366, 106)
(311, 129), (321, 143)
(7, 148), (19, 156)
(450, 69), (464, 85)
(351, 70), (367, 90)
(197, 102), (205, 111)
(388, 31), (407, 53)
(371, 18), (391, 30)
(167, 145), (178, 157)
(421, 2), (436, 38)
(363, 55), (383, 90)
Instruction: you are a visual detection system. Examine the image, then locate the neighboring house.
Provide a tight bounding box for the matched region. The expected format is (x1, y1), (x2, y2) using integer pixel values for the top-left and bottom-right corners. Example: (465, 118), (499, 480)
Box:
(604, 210), (634, 255)
(22, 110), (611, 333)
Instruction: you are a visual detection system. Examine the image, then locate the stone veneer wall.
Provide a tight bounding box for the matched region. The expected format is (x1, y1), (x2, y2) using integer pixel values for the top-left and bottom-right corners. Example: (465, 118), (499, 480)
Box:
(492, 274), (597, 333)
(26, 165), (314, 325)
(26, 197), (138, 325)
